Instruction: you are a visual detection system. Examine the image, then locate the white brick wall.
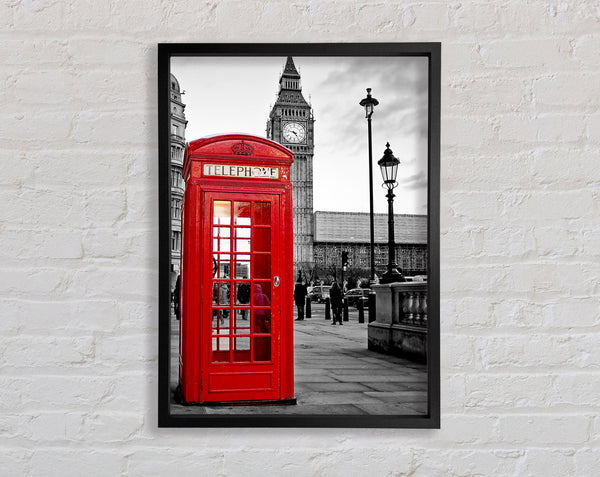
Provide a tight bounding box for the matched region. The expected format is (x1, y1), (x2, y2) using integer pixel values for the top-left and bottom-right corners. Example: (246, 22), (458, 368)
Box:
(1, 0), (598, 475)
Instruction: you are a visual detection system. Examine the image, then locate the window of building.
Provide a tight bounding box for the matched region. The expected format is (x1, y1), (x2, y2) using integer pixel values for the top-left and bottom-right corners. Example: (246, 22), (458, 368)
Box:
(171, 231), (181, 252)
(172, 198), (182, 219)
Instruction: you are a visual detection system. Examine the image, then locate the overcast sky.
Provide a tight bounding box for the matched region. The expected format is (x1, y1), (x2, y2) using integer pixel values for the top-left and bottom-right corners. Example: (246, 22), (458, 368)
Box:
(171, 56), (428, 215)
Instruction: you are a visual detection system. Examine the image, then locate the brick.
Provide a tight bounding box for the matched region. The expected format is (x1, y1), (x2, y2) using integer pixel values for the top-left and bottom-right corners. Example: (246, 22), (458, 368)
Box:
(19, 376), (116, 410)
(67, 39), (147, 67)
(465, 374), (554, 409)
(65, 412), (143, 442)
(492, 300), (544, 329)
(588, 113), (600, 143)
(222, 449), (414, 477)
(420, 449), (521, 476)
(521, 449), (576, 476)
(442, 116), (494, 148)
(11, 70), (78, 105)
(2, 299), (119, 333)
(0, 110), (74, 146)
(498, 415), (590, 444)
(29, 150), (132, 187)
(554, 374), (600, 406)
(82, 228), (137, 259)
(94, 335), (157, 368)
(442, 334), (477, 370)
(11, 0), (67, 30)
(449, 296), (494, 327)
(1, 336), (94, 368)
(530, 148), (600, 186)
(573, 34), (600, 68)
(69, 268), (156, 300)
(478, 333), (600, 369)
(480, 38), (573, 69)
(438, 415), (500, 444)
(30, 449), (123, 477)
(0, 39), (70, 65)
(84, 188), (127, 226)
(0, 268), (67, 297)
(445, 75), (531, 113)
(405, 4), (454, 32)
(507, 191), (595, 222)
(126, 449), (224, 477)
(442, 373), (466, 409)
(534, 73), (600, 107)
(480, 226), (536, 258)
(0, 187), (85, 228)
(0, 449), (29, 476)
(71, 111), (155, 146)
(575, 448), (600, 475)
(541, 299), (600, 328)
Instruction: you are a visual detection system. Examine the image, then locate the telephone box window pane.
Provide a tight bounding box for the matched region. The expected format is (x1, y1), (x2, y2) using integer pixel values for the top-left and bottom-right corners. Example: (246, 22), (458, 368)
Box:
(235, 282), (251, 305)
(212, 310), (229, 332)
(254, 254), (271, 278)
(253, 228), (271, 252)
(252, 282), (271, 307)
(213, 256), (231, 279)
(234, 309), (251, 333)
(234, 202), (251, 226)
(213, 283), (230, 305)
(235, 260), (250, 279)
(253, 202), (271, 226)
(235, 238), (251, 252)
(213, 201), (231, 225)
(213, 238), (230, 252)
(212, 334), (230, 362)
(253, 309), (271, 334)
(237, 227), (251, 239)
(253, 337), (271, 362)
(232, 336), (251, 363)
(213, 227), (230, 238)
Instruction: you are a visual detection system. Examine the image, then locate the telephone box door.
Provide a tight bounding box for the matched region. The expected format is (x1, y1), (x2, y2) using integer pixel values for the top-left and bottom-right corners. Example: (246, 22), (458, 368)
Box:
(202, 191), (281, 402)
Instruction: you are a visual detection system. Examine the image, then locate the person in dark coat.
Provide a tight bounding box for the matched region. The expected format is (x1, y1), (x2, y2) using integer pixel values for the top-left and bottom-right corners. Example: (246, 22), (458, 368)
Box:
(173, 275), (181, 320)
(294, 281), (308, 321)
(329, 281), (343, 325)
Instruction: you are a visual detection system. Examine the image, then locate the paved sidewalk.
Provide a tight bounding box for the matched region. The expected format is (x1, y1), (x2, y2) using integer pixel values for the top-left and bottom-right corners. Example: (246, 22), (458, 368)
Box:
(170, 304), (427, 416)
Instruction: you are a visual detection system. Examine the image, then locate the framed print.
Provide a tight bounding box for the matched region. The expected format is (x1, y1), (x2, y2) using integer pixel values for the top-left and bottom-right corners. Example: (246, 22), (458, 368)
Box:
(158, 43), (440, 428)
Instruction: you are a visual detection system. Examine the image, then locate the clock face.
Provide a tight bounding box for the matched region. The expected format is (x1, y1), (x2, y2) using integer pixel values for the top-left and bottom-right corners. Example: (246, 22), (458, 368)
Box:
(283, 122), (306, 143)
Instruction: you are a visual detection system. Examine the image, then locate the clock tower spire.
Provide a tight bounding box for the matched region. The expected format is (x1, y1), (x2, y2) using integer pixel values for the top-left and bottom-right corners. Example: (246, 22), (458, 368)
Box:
(267, 57), (315, 277)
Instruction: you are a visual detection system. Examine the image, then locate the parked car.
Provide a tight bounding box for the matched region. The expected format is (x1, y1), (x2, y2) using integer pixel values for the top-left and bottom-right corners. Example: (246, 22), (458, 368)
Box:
(344, 288), (370, 308)
(308, 285), (331, 303)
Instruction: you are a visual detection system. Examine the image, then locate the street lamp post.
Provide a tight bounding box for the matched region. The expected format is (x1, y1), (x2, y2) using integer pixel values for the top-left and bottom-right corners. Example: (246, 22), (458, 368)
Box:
(378, 142), (404, 284)
(359, 88), (379, 282)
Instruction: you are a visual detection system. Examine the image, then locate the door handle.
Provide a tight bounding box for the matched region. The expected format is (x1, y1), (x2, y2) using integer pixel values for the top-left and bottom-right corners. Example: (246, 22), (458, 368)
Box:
(274, 276), (280, 287)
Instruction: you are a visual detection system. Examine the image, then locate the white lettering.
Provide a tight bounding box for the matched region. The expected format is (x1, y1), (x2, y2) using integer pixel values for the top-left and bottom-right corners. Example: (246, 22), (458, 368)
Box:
(203, 164), (279, 179)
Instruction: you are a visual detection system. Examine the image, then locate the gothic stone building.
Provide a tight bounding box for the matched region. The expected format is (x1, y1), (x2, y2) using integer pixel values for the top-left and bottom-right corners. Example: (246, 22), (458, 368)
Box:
(266, 57), (315, 275)
(170, 73), (187, 286)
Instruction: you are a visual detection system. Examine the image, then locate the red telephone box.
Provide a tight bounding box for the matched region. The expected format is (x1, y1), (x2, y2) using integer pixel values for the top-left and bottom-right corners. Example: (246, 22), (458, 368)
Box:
(178, 134), (295, 405)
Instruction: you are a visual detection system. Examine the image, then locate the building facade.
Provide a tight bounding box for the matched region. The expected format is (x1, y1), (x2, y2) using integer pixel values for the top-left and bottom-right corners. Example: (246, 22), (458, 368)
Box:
(313, 211), (428, 280)
(266, 57), (315, 276)
(170, 73), (187, 286)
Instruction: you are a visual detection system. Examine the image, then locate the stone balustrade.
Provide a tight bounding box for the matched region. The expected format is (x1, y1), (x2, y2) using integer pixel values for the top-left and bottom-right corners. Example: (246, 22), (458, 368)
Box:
(368, 281), (428, 362)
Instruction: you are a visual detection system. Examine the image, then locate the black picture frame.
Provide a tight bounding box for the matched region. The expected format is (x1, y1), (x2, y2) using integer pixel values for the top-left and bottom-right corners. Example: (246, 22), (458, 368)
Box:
(158, 43), (440, 428)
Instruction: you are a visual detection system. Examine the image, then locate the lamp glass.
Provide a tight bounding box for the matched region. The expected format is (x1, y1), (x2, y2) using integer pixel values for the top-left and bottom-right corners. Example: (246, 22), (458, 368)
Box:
(380, 161), (398, 186)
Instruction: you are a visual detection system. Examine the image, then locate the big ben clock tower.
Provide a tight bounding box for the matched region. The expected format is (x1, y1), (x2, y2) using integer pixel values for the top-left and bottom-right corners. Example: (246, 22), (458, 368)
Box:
(267, 57), (315, 277)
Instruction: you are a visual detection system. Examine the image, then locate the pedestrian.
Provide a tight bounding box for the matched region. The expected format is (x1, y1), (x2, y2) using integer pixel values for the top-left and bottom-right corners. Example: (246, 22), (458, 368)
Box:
(329, 281), (343, 325)
(173, 274), (181, 320)
(294, 281), (308, 321)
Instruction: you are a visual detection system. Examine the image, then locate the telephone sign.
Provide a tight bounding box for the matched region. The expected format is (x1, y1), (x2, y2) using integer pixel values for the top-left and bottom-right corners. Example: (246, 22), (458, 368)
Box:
(178, 134), (295, 405)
